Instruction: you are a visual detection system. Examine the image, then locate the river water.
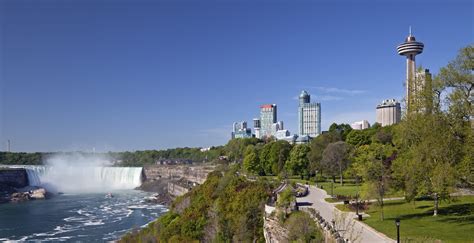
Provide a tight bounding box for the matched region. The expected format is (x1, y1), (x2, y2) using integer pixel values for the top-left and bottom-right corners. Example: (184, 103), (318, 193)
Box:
(0, 190), (167, 241)
(0, 165), (167, 241)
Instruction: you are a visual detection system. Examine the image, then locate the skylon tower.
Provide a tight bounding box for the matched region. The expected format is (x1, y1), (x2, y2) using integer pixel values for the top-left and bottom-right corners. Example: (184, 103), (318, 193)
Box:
(396, 27), (424, 111)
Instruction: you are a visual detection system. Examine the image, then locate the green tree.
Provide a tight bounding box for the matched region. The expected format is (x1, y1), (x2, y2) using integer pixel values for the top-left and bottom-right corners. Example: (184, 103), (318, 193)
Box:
(321, 141), (351, 185)
(259, 142), (273, 175)
(277, 187), (295, 209)
(457, 128), (474, 184)
(256, 140), (291, 176)
(285, 144), (310, 178)
(346, 129), (372, 147)
(307, 131), (341, 177)
(225, 138), (261, 163)
(269, 140), (292, 175)
(353, 143), (396, 220)
(286, 211), (323, 242)
(372, 126), (394, 145)
(329, 123), (353, 141)
(436, 45), (474, 187)
(437, 45), (473, 126)
(243, 145), (262, 175)
(393, 112), (461, 216)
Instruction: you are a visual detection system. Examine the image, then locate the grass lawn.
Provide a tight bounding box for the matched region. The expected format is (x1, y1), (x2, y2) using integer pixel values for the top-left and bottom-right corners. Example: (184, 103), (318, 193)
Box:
(316, 181), (404, 201)
(335, 203), (354, 211)
(318, 181), (360, 197)
(359, 196), (474, 242)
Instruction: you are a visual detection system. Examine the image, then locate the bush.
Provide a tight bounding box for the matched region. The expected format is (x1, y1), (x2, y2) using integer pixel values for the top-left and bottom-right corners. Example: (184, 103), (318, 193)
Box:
(286, 211), (323, 242)
(120, 167), (270, 242)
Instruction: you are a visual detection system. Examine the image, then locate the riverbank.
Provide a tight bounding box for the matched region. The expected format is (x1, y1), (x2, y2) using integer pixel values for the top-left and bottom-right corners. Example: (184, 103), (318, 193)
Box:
(136, 164), (216, 207)
(135, 178), (173, 206)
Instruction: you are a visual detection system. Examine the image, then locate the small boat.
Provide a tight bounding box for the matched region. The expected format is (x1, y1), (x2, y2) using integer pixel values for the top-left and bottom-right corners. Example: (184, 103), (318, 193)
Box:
(105, 193), (114, 198)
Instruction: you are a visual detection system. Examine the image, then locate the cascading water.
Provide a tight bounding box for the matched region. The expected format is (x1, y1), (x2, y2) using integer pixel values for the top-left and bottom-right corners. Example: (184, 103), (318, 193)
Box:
(0, 155), (164, 242)
(25, 166), (45, 186)
(6, 165), (143, 193)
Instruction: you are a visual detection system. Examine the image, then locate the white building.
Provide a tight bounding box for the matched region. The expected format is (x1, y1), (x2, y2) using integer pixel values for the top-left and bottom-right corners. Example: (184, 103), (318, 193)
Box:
(351, 120), (370, 130)
(275, 130), (290, 140)
(376, 99), (401, 126)
(253, 118), (261, 139)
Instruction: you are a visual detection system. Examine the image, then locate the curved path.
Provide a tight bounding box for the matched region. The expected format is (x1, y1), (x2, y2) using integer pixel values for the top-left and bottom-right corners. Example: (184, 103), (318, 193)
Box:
(296, 185), (395, 243)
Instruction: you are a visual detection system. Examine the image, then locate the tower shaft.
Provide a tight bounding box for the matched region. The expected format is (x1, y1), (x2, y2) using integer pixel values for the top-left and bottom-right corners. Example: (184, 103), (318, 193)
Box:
(406, 54), (416, 109)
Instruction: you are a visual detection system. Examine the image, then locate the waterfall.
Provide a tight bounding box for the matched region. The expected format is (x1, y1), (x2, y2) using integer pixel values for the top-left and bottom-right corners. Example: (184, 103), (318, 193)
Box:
(25, 166), (45, 186)
(4, 165), (143, 192)
(5, 165), (46, 187)
(94, 167), (143, 190)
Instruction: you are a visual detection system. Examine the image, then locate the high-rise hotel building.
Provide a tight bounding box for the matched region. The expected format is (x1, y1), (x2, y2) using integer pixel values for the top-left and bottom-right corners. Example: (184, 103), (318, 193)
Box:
(376, 99), (401, 126)
(260, 104), (277, 138)
(298, 91), (321, 137)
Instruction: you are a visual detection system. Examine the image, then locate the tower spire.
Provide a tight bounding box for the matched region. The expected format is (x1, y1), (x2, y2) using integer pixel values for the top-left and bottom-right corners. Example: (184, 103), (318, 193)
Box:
(409, 26), (412, 36)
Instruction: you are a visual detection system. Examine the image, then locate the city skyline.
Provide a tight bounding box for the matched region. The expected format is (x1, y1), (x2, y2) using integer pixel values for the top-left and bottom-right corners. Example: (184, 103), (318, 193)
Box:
(1, 0), (473, 152)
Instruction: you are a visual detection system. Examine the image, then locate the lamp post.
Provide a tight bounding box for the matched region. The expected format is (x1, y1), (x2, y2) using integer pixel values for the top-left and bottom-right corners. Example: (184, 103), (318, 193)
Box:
(315, 170), (318, 187)
(395, 218), (400, 243)
(355, 176), (360, 216)
(331, 181), (334, 197)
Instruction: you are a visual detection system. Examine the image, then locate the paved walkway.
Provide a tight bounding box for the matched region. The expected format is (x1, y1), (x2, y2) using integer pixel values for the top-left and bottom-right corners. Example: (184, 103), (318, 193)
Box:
(296, 185), (395, 243)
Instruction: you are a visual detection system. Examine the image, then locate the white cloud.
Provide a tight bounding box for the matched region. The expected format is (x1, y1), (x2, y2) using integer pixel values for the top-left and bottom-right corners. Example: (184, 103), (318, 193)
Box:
(317, 95), (343, 101)
(293, 94), (343, 101)
(310, 86), (367, 95)
(294, 86), (367, 102)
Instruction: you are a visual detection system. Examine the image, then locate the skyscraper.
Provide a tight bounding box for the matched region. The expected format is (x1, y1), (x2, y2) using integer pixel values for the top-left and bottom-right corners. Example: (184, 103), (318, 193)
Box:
(397, 27), (425, 112)
(253, 118), (261, 139)
(231, 121), (252, 139)
(376, 99), (401, 126)
(260, 104), (277, 138)
(414, 68), (433, 112)
(298, 91), (321, 137)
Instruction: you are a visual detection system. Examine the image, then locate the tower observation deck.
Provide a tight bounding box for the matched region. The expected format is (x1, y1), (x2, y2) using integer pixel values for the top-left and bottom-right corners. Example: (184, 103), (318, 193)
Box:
(397, 27), (424, 110)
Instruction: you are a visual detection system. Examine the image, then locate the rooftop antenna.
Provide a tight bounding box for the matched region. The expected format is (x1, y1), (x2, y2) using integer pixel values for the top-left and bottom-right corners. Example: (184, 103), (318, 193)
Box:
(409, 26), (412, 36)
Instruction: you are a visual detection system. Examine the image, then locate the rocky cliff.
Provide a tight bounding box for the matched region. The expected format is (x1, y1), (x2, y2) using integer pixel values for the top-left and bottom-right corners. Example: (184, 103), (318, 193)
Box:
(263, 217), (290, 243)
(143, 165), (215, 184)
(137, 165), (216, 204)
(0, 168), (29, 188)
(0, 168), (48, 203)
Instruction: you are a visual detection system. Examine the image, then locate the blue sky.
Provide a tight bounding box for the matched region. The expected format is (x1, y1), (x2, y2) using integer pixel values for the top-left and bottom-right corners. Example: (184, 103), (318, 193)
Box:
(1, 0), (472, 152)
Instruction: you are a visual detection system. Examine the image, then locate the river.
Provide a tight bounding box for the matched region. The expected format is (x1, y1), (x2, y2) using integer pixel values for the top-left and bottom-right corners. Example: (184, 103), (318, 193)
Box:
(0, 165), (167, 241)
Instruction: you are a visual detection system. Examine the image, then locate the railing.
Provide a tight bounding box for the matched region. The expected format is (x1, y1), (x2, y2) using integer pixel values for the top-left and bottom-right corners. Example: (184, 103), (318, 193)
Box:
(301, 207), (350, 243)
